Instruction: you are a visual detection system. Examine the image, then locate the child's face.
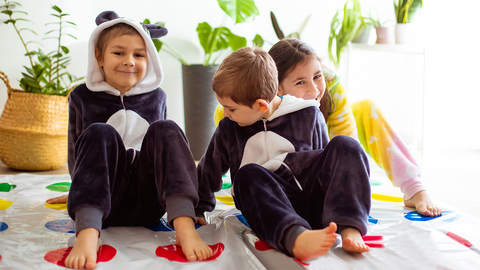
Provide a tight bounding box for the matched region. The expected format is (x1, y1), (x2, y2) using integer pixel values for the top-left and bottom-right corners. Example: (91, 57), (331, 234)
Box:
(96, 34), (147, 94)
(278, 58), (325, 101)
(216, 94), (263, 127)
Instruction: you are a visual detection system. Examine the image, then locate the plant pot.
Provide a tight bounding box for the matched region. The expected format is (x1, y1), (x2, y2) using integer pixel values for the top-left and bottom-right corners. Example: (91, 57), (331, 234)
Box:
(352, 25), (372, 44)
(395, 23), (414, 45)
(375, 26), (395, 44)
(182, 64), (219, 160)
(0, 71), (68, 171)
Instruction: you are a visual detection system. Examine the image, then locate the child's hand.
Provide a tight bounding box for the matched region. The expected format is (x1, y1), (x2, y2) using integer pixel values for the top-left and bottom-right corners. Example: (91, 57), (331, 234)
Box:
(46, 195), (69, 204)
(195, 216), (208, 225)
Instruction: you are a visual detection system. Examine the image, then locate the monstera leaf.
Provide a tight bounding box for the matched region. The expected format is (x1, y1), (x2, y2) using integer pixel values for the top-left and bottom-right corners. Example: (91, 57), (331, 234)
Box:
(217, 0), (259, 24)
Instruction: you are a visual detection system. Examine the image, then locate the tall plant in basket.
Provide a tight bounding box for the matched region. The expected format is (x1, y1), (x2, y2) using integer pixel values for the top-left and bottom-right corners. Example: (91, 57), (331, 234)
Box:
(0, 1), (83, 170)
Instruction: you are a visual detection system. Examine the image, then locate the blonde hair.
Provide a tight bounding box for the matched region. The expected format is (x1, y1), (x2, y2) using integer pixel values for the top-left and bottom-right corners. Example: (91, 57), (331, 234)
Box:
(212, 47), (278, 107)
(96, 23), (141, 60)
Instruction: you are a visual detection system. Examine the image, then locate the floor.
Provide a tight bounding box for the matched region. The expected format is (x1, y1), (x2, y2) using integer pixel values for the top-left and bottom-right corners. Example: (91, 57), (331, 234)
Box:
(1, 148), (479, 220)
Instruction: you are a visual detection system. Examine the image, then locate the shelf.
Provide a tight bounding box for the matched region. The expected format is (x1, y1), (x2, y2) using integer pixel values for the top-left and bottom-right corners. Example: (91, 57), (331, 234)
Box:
(349, 43), (425, 55)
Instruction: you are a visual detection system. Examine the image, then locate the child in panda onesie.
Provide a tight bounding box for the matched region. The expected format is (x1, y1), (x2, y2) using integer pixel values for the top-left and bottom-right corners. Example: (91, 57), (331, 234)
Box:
(196, 47), (371, 262)
(63, 11), (213, 269)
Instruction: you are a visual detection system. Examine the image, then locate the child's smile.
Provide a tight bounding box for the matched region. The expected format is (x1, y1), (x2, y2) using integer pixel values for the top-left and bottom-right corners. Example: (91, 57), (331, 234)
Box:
(97, 34), (148, 94)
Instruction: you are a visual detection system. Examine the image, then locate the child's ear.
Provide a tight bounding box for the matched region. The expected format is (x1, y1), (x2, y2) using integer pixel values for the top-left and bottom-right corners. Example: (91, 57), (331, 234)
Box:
(95, 48), (103, 67)
(256, 99), (270, 114)
(277, 85), (284, 96)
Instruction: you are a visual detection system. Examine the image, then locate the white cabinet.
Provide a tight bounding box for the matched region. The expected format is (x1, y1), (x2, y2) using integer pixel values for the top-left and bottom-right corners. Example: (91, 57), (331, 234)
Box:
(342, 43), (426, 156)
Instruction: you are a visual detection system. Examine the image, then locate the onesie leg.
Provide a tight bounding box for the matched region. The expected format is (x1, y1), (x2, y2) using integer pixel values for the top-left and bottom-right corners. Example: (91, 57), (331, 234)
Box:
(68, 123), (129, 232)
(287, 135), (371, 236)
(351, 99), (424, 199)
(134, 120), (199, 226)
(233, 164), (311, 255)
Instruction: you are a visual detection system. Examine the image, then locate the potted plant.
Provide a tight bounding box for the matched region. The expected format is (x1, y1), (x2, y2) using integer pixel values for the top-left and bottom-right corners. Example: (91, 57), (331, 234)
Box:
(270, 11), (311, 40)
(0, 1), (83, 170)
(364, 12), (394, 44)
(184, 0), (262, 160)
(328, 0), (365, 69)
(394, 0), (423, 44)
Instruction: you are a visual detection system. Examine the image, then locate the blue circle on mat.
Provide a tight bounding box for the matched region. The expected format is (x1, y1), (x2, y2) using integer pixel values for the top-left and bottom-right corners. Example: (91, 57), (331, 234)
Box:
(368, 215), (379, 224)
(0, 222), (8, 232)
(45, 219), (107, 233)
(144, 218), (201, 232)
(46, 219), (75, 233)
(404, 211), (451, 221)
(234, 213), (250, 228)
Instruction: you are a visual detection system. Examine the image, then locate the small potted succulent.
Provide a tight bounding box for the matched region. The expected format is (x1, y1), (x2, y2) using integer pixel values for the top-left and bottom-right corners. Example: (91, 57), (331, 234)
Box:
(0, 1), (83, 170)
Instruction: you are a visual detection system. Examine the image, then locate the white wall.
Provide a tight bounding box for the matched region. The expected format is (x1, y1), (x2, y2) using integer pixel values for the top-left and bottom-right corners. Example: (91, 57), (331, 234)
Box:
(0, 0), (479, 152)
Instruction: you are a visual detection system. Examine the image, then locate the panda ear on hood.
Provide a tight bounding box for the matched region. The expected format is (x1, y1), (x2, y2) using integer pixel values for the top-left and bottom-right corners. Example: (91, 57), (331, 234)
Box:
(95, 10), (168, 39)
(95, 11), (120, 26)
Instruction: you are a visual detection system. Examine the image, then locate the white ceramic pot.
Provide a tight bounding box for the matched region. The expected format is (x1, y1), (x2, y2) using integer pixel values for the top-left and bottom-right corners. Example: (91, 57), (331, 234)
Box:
(395, 23), (414, 45)
(375, 26), (394, 44)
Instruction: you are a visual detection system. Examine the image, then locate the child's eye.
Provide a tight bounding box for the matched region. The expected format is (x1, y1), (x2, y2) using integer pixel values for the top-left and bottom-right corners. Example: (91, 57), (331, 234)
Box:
(135, 54), (144, 58)
(314, 74), (323, 80)
(113, 52), (122, 55)
(295, 81), (304, 86)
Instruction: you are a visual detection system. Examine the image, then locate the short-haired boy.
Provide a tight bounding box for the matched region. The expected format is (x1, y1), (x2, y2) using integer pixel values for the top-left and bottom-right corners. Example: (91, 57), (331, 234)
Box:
(63, 11), (212, 269)
(196, 47), (371, 261)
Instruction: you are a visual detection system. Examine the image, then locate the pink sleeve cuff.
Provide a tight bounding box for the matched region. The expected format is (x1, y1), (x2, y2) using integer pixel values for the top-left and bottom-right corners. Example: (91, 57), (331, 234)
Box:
(400, 177), (426, 200)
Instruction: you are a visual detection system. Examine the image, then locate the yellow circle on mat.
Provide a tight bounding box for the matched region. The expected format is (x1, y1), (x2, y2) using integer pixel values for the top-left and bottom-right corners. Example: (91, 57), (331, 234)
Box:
(45, 203), (67, 209)
(0, 199), (13, 210)
(372, 193), (403, 203)
(216, 195), (235, 205)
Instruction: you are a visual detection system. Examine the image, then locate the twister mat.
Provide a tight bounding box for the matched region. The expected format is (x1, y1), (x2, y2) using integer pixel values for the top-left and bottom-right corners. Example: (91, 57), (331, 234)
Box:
(1, 167), (479, 269)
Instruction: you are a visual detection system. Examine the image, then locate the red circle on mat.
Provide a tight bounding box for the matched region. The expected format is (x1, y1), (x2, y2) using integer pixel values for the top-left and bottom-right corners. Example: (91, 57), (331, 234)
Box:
(254, 238), (273, 251)
(44, 244), (116, 266)
(155, 243), (225, 263)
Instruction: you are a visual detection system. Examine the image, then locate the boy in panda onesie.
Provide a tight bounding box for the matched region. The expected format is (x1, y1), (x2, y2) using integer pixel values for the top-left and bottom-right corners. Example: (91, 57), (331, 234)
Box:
(196, 47), (371, 262)
(63, 11), (213, 269)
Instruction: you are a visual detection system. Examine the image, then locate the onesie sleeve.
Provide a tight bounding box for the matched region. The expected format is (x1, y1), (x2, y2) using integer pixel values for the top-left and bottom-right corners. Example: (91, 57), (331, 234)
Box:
(326, 82), (358, 140)
(195, 124), (230, 217)
(313, 107), (330, 150)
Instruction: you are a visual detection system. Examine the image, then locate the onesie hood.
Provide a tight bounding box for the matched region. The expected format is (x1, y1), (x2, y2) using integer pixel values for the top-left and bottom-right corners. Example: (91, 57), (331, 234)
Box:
(86, 11), (167, 96)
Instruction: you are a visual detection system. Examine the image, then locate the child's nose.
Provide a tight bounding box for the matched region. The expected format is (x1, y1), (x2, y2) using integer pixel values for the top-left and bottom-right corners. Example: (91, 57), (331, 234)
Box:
(123, 56), (135, 66)
(305, 82), (319, 100)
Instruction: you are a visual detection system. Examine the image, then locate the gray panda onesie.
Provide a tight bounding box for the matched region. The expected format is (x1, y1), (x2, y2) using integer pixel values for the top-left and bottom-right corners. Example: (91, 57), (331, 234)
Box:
(67, 11), (198, 234)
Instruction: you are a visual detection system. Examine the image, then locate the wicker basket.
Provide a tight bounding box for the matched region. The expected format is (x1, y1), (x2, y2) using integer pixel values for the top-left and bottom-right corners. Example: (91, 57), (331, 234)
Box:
(0, 70), (69, 171)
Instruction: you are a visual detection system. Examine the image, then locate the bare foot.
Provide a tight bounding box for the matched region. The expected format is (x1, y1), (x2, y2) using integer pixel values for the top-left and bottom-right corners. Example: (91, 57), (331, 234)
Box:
(174, 216), (213, 261)
(340, 227), (369, 253)
(65, 228), (99, 269)
(46, 194), (69, 204)
(404, 190), (442, 217)
(292, 222), (337, 261)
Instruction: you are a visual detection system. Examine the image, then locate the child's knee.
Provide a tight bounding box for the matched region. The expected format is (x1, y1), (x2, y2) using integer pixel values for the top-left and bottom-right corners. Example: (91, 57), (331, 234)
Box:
(148, 120), (183, 137)
(329, 136), (367, 159)
(82, 123), (119, 141)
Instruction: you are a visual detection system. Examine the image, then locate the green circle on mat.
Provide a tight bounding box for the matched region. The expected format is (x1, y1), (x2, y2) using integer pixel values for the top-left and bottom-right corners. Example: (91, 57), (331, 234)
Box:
(0, 183), (17, 192)
(46, 182), (71, 192)
(369, 179), (383, 186)
(222, 182), (232, 189)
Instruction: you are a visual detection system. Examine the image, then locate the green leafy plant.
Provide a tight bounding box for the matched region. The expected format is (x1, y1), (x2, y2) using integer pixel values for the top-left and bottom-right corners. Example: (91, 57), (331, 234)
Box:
(328, 0), (365, 69)
(270, 11), (311, 40)
(1, 1), (83, 96)
(394, 0), (423, 24)
(197, 0), (263, 66)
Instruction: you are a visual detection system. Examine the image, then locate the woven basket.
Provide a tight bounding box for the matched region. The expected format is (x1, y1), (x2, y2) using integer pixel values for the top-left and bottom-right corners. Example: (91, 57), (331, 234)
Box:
(0, 70), (69, 171)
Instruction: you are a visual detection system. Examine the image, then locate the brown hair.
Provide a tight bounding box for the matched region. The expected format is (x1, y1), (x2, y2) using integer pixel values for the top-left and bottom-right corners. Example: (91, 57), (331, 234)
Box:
(268, 38), (335, 122)
(96, 23), (141, 60)
(212, 47), (278, 107)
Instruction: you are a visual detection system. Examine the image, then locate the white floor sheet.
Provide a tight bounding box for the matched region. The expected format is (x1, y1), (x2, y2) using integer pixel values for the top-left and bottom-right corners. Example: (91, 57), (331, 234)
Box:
(1, 169), (479, 270)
